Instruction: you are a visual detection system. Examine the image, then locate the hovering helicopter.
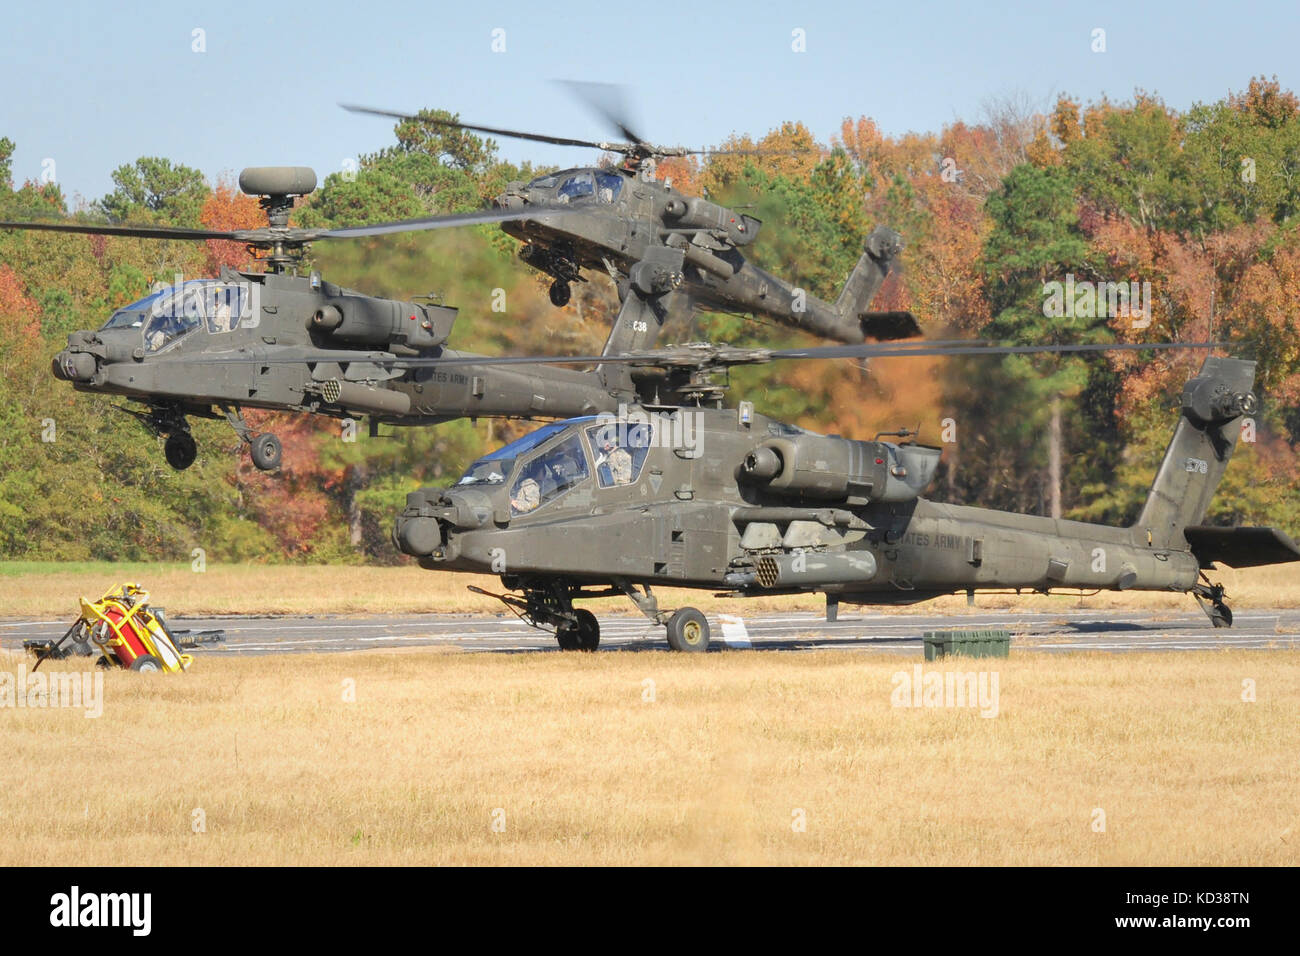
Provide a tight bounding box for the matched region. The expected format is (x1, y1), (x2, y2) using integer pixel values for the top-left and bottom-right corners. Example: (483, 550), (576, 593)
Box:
(344, 85), (920, 360)
(1, 166), (635, 471)
(392, 346), (1298, 651)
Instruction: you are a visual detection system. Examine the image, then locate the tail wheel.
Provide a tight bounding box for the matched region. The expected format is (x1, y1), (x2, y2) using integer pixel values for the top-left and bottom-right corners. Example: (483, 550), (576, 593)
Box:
(666, 607), (710, 653)
(548, 279), (571, 307)
(129, 654), (163, 673)
(1210, 601), (1233, 628)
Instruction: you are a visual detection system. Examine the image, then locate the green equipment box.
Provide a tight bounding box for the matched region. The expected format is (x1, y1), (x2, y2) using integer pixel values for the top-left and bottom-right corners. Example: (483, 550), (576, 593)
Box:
(923, 629), (1011, 661)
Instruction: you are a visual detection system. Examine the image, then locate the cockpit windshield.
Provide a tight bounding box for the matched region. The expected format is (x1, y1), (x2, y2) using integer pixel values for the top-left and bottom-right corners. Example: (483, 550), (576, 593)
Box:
(556, 171), (595, 202)
(457, 420), (581, 486)
(509, 431), (589, 515)
(100, 289), (168, 330)
(143, 281), (208, 352)
(595, 172), (623, 203)
(99, 280), (256, 351)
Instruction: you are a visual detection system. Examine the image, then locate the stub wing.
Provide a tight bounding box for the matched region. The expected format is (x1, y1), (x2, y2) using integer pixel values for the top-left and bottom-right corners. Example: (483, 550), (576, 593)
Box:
(1183, 525), (1300, 568)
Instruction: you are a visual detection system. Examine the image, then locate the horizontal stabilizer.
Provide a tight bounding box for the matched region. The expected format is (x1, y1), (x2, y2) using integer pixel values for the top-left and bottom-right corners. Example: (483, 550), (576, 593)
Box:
(859, 311), (922, 341)
(1183, 525), (1300, 568)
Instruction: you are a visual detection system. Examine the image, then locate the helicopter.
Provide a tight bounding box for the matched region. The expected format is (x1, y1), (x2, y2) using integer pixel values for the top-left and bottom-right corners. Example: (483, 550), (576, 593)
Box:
(2, 166), (641, 471)
(344, 87), (920, 358)
(391, 346), (1299, 651)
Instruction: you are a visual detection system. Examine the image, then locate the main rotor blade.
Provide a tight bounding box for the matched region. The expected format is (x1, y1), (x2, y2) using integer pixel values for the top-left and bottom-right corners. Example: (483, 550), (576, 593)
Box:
(341, 103), (613, 150)
(3, 204), (575, 246)
(329, 339), (1228, 370)
(208, 340), (1211, 369)
(556, 80), (646, 146)
(0, 219), (242, 241)
(175, 340), (1226, 380)
(317, 205), (576, 239)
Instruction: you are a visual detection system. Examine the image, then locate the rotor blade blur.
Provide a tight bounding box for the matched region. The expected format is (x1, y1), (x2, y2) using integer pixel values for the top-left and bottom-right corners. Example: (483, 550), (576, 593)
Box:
(556, 80), (646, 146)
(0, 219), (242, 241)
(341, 104), (611, 150)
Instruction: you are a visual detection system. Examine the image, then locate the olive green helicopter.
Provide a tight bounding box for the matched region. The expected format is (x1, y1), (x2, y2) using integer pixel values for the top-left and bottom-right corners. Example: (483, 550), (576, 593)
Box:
(388, 343), (1295, 651)
(345, 81), (921, 360)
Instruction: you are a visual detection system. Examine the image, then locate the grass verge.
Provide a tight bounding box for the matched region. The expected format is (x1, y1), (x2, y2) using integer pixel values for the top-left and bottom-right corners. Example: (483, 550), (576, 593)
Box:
(1, 647), (1296, 865)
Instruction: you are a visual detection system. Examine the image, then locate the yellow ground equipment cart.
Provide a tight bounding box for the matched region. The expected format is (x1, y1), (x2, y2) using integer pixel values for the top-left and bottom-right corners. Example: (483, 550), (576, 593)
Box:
(28, 583), (193, 673)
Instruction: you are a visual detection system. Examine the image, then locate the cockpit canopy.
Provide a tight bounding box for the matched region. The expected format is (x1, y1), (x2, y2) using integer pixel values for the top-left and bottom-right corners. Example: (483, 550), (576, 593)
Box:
(456, 415), (656, 516)
(100, 279), (257, 351)
(526, 168), (624, 204)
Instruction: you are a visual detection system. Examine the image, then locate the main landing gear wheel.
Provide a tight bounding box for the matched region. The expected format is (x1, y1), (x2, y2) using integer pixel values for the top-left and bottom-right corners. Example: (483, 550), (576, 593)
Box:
(250, 433), (282, 471)
(573, 608), (600, 651)
(548, 279), (571, 307)
(164, 432), (197, 470)
(666, 607), (710, 653)
(556, 608), (600, 651)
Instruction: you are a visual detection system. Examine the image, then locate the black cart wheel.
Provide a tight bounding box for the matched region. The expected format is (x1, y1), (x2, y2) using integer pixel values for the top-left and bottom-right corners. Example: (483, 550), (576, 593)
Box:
(666, 607), (710, 653)
(68, 622), (94, 657)
(573, 608), (600, 652)
(164, 432), (198, 470)
(130, 654), (163, 673)
(548, 279), (571, 307)
(250, 433), (282, 471)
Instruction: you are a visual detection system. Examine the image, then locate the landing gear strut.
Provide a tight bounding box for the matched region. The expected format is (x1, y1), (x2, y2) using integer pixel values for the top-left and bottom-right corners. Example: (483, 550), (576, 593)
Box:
(468, 580), (600, 651)
(221, 404), (281, 472)
(119, 404), (197, 471)
(1193, 574), (1233, 628)
(617, 581), (711, 652)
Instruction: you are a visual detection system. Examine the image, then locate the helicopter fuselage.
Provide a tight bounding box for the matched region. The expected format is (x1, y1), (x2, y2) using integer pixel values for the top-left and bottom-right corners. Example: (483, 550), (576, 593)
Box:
(52, 267), (623, 466)
(396, 405), (1202, 596)
(496, 167), (902, 343)
(392, 358), (1300, 651)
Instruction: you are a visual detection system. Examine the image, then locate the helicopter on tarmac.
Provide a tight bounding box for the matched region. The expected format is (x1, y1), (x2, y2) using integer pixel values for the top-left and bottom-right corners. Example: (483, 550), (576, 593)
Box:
(391, 345), (1296, 651)
(2, 166), (643, 471)
(344, 84), (921, 360)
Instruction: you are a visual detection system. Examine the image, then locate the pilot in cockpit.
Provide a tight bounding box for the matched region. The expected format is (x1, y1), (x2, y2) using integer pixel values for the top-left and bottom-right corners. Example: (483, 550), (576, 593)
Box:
(595, 434), (633, 485)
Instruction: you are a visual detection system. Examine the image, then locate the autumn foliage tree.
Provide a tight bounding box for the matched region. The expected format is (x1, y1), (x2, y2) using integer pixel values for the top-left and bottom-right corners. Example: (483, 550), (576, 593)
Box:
(0, 78), (1297, 563)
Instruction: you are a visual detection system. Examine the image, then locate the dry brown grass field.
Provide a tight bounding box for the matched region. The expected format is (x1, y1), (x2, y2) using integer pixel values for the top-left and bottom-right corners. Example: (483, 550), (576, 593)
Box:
(1, 647), (1296, 865)
(1, 561), (1298, 619)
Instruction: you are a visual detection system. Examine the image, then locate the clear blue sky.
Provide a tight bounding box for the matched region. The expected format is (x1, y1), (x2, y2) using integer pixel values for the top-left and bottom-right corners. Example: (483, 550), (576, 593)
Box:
(3, 0), (1296, 205)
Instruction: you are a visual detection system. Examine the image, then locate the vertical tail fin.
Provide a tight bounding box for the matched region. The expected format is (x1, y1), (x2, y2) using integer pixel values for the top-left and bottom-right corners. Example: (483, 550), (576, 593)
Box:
(834, 226), (905, 332)
(1134, 357), (1258, 548)
(596, 287), (694, 395)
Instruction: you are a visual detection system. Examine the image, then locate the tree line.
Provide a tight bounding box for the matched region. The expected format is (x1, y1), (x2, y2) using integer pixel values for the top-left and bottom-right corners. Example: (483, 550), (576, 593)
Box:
(0, 79), (1297, 563)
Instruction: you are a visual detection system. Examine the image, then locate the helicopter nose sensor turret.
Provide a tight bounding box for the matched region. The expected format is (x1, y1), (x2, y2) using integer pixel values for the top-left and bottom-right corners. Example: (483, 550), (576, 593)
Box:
(494, 181), (529, 210)
(52, 348), (96, 382)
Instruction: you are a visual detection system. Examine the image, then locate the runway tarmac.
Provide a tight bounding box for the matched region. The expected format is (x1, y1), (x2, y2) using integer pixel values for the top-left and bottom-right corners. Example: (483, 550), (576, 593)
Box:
(3, 607), (1298, 656)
